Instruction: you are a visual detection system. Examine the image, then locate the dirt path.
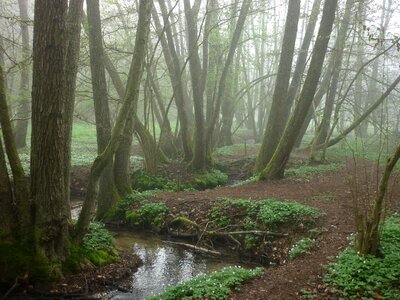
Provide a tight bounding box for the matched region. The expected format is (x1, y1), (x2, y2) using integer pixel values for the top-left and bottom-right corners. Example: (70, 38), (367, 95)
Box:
(155, 159), (399, 299)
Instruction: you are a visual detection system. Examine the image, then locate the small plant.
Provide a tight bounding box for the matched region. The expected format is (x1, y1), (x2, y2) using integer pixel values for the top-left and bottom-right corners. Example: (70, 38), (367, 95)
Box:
(323, 215), (400, 299)
(125, 202), (169, 231)
(148, 266), (264, 300)
(308, 192), (335, 202)
(288, 238), (316, 260)
(193, 169), (228, 190)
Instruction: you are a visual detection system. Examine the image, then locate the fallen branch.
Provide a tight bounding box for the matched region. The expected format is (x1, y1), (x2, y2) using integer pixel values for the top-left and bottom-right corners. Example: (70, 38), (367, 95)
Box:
(164, 241), (221, 256)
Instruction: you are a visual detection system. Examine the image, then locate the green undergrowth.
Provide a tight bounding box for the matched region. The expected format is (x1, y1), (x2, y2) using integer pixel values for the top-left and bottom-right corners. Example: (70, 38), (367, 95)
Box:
(324, 215), (400, 299)
(210, 198), (323, 230)
(288, 238), (316, 260)
(64, 222), (119, 273)
(285, 162), (343, 179)
(122, 192), (169, 232)
(132, 169), (228, 192)
(148, 266), (264, 300)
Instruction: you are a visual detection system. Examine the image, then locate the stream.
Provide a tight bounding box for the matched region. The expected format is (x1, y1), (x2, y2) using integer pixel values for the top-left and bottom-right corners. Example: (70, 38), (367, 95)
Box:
(71, 201), (252, 300)
(104, 230), (248, 300)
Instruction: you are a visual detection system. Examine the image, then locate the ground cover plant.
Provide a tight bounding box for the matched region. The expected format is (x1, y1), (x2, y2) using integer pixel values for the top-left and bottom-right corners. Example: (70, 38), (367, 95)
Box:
(148, 266), (264, 300)
(323, 215), (400, 299)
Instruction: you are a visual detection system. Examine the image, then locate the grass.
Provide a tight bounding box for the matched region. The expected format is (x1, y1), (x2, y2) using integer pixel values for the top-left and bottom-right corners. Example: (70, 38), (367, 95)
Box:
(323, 215), (400, 299)
(148, 266), (264, 300)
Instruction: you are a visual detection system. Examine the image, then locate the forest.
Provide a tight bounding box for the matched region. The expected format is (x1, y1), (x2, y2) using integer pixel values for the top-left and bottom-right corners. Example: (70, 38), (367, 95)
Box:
(0, 0), (400, 299)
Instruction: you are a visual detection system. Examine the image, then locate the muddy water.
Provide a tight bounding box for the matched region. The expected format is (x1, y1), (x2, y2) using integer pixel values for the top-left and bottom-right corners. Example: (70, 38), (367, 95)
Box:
(105, 230), (250, 300)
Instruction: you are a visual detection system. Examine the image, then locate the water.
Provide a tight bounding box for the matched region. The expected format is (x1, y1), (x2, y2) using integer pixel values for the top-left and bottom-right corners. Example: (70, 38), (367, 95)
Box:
(104, 230), (248, 300)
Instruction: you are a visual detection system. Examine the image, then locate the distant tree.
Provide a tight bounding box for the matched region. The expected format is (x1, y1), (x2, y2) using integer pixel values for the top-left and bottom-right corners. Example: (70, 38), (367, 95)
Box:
(13, 0), (30, 149)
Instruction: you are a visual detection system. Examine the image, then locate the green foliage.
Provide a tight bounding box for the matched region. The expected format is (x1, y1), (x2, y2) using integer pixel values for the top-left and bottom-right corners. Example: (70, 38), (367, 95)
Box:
(324, 216), (400, 299)
(288, 238), (316, 260)
(120, 190), (161, 210)
(285, 163), (343, 179)
(82, 222), (114, 252)
(125, 202), (169, 232)
(148, 266), (264, 300)
(133, 169), (169, 191)
(193, 169), (228, 190)
(210, 198), (322, 230)
(257, 200), (323, 228)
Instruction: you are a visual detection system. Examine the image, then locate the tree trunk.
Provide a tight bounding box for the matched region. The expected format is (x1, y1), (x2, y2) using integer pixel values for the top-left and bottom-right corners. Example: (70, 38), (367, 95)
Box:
(260, 0), (338, 180)
(13, 0), (31, 149)
(75, 0), (151, 243)
(31, 0), (69, 261)
(310, 0), (353, 161)
(86, 0), (119, 219)
(254, 0), (301, 173)
(64, 0), (84, 212)
(356, 142), (400, 256)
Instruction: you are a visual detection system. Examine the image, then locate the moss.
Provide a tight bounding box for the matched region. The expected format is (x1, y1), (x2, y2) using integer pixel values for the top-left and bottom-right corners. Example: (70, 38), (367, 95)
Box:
(0, 240), (57, 286)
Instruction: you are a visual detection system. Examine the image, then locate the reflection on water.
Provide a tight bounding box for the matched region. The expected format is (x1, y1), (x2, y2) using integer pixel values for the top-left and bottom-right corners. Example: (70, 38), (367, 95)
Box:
(106, 230), (243, 300)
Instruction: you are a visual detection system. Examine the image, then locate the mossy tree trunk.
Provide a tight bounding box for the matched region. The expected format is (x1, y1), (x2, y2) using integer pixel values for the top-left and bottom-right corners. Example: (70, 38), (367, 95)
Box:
(356, 143), (400, 256)
(75, 0), (152, 243)
(260, 0), (338, 180)
(86, 0), (120, 219)
(0, 64), (31, 238)
(31, 0), (70, 261)
(254, 0), (300, 174)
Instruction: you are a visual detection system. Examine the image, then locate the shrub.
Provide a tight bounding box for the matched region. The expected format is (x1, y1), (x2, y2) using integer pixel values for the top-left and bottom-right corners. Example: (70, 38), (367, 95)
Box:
(324, 215), (400, 299)
(132, 169), (168, 191)
(148, 266), (264, 300)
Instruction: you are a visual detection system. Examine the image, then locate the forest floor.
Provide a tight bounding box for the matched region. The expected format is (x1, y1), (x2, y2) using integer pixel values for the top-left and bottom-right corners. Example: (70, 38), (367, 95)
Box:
(66, 146), (400, 299)
(153, 157), (399, 299)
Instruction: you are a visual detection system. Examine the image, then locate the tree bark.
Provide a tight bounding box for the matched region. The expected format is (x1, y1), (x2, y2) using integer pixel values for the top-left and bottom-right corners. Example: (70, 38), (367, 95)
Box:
(31, 0), (69, 261)
(254, 0), (301, 173)
(260, 0), (338, 180)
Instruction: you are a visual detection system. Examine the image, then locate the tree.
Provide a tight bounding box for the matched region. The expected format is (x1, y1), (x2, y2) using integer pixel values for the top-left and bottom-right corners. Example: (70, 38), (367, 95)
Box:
(30, 0), (69, 261)
(254, 0), (301, 173)
(86, 0), (119, 219)
(260, 0), (338, 180)
(356, 142), (400, 256)
(75, 0), (152, 243)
